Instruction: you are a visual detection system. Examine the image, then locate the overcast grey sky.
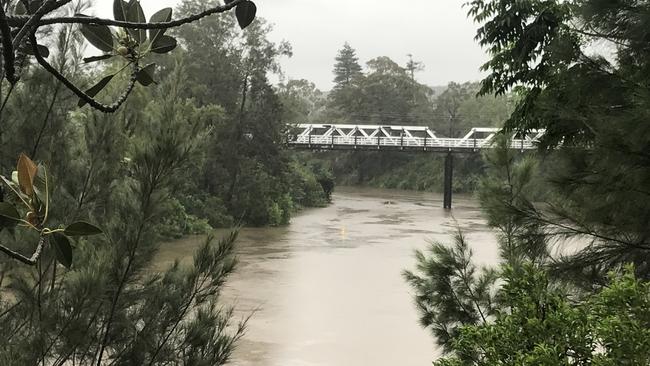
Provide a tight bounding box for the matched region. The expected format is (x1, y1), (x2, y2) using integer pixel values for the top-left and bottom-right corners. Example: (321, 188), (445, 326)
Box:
(94, 0), (487, 90)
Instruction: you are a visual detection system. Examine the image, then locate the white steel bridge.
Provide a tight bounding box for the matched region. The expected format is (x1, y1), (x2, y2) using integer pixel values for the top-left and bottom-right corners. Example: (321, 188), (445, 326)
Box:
(287, 124), (544, 152)
(287, 124), (544, 209)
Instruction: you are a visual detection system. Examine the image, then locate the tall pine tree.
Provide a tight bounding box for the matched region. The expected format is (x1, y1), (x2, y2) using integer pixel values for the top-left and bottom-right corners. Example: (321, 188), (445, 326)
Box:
(332, 42), (363, 89)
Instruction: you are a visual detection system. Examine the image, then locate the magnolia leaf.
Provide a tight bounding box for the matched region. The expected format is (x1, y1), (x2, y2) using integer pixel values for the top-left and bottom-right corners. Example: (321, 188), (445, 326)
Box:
(136, 63), (156, 86)
(17, 153), (37, 196)
(23, 44), (50, 58)
(236, 1), (257, 29)
(0, 202), (20, 222)
(33, 164), (48, 214)
(78, 74), (115, 107)
(149, 8), (172, 45)
(84, 54), (115, 63)
(77, 14), (114, 52)
(113, 0), (128, 21)
(14, 2), (27, 15)
(64, 221), (103, 236)
(150, 35), (177, 54)
(51, 233), (73, 268)
(126, 0), (147, 45)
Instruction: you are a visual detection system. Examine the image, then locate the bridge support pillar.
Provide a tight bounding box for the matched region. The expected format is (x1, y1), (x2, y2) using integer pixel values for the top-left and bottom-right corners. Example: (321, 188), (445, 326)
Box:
(443, 152), (453, 209)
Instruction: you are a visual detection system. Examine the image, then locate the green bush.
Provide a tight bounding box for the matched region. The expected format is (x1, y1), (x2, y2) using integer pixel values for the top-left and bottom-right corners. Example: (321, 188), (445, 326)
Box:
(287, 160), (329, 208)
(157, 198), (213, 239)
(180, 193), (234, 229)
(434, 265), (650, 366)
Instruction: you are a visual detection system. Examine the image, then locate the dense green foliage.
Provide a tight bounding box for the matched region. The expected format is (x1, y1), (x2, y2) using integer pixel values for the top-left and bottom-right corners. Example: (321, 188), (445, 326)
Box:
(469, 0), (650, 277)
(406, 136), (650, 363)
(169, 0), (329, 227)
(434, 265), (650, 366)
(331, 42), (363, 97)
(406, 0), (650, 362)
(0, 53), (244, 366)
(403, 230), (499, 353)
(404, 137), (543, 351)
(0, 0), (329, 364)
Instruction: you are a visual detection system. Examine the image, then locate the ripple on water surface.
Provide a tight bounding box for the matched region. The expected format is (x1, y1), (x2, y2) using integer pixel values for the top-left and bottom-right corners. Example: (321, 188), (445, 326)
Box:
(157, 186), (500, 366)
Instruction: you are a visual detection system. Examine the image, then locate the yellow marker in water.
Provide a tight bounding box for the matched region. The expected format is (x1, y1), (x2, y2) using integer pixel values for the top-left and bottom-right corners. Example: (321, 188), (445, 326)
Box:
(340, 226), (347, 240)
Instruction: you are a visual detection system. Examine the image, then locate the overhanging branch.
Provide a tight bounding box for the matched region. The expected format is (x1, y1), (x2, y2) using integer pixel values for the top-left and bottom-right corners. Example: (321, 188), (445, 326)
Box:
(8, 0), (244, 29)
(30, 32), (139, 113)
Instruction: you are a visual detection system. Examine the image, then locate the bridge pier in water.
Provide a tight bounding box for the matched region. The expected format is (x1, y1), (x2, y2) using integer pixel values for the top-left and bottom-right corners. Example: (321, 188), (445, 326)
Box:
(443, 152), (453, 209)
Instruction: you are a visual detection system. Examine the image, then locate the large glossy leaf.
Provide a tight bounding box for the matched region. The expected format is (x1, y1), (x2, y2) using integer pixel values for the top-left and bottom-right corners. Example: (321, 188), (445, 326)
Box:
(51, 233), (73, 268)
(33, 164), (48, 213)
(113, 0), (129, 21)
(77, 74), (115, 108)
(14, 2), (27, 15)
(126, 0), (147, 45)
(65, 221), (103, 236)
(149, 8), (172, 46)
(78, 74), (115, 107)
(150, 35), (177, 54)
(136, 63), (156, 86)
(23, 43), (50, 58)
(236, 1), (257, 29)
(17, 153), (37, 196)
(77, 15), (114, 52)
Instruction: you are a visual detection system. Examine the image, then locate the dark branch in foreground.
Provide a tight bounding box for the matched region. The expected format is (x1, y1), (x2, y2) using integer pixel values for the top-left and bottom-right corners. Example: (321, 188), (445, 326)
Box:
(30, 32), (139, 113)
(0, 0), (247, 113)
(9, 0), (243, 29)
(0, 5), (18, 84)
(0, 236), (46, 266)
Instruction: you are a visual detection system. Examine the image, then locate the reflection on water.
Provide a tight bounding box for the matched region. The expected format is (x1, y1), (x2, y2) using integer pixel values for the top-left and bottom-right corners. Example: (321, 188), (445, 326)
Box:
(156, 187), (499, 366)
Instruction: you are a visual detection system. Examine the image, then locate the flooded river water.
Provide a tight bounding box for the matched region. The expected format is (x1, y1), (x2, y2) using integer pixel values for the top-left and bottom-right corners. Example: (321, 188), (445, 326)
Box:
(156, 187), (500, 366)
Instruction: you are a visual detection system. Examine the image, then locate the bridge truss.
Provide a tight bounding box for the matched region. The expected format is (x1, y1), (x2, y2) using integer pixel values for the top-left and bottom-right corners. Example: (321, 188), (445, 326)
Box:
(288, 124), (544, 152)
(287, 124), (545, 209)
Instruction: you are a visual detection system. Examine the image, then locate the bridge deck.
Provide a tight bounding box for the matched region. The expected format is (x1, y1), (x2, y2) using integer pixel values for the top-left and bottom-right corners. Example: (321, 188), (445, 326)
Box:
(288, 124), (543, 152)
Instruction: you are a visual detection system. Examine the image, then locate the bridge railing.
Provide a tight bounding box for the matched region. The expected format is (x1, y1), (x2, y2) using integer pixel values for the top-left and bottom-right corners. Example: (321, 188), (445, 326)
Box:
(292, 135), (537, 150)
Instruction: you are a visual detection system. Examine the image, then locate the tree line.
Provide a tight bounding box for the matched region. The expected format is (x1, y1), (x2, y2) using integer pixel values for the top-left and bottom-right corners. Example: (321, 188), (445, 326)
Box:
(279, 42), (514, 192)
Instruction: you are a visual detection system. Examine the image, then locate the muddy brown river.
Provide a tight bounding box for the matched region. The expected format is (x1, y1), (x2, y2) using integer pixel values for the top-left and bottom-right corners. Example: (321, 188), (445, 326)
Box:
(156, 187), (499, 366)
